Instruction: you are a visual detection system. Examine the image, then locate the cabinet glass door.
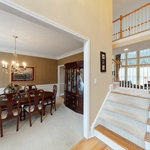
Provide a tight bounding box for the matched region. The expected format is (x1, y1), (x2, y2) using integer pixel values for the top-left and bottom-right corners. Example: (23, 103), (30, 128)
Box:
(67, 69), (71, 91)
(71, 67), (76, 93)
(77, 67), (84, 95)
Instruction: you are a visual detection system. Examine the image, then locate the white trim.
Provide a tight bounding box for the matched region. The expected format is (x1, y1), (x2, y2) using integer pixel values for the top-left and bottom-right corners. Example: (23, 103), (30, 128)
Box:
(94, 130), (125, 150)
(0, 0), (88, 41)
(113, 30), (150, 45)
(58, 65), (65, 96)
(56, 48), (83, 60)
(0, 83), (58, 94)
(145, 141), (150, 150)
(0, 0), (91, 139)
(83, 40), (90, 138)
(0, 48), (57, 60)
(91, 84), (113, 136)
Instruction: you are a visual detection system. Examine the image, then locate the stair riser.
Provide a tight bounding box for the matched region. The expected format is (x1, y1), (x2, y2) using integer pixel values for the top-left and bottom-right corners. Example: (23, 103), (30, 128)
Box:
(94, 130), (126, 150)
(145, 141), (150, 150)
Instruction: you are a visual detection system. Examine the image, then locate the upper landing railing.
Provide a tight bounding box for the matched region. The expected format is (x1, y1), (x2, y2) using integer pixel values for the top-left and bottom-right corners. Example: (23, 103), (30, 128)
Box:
(113, 3), (150, 42)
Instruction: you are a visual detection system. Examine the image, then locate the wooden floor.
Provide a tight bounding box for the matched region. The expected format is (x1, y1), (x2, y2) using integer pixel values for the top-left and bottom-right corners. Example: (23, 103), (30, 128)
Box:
(70, 137), (112, 150)
(95, 125), (144, 150)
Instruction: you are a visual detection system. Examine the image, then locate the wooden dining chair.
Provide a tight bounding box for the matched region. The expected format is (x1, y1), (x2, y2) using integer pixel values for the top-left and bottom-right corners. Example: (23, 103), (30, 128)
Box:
(43, 85), (57, 115)
(51, 85), (57, 111)
(4, 83), (21, 94)
(0, 93), (21, 137)
(24, 84), (37, 94)
(24, 90), (45, 127)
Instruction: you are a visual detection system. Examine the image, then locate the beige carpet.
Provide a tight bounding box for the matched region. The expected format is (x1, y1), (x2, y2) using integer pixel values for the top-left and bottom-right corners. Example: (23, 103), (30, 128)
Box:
(0, 97), (83, 150)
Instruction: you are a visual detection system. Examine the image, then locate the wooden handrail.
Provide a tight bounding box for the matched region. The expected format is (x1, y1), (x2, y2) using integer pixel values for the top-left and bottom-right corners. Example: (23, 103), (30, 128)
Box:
(123, 3), (150, 18)
(113, 3), (150, 23)
(112, 59), (150, 67)
(111, 91), (150, 100)
(113, 3), (150, 41)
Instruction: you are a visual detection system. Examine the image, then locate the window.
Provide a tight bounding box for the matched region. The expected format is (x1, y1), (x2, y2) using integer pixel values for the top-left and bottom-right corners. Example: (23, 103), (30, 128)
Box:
(127, 51), (137, 58)
(121, 60), (126, 65)
(140, 49), (150, 57)
(127, 67), (137, 84)
(121, 53), (125, 59)
(139, 66), (150, 86)
(127, 59), (137, 65)
(116, 49), (150, 87)
(140, 58), (150, 64)
(119, 67), (125, 81)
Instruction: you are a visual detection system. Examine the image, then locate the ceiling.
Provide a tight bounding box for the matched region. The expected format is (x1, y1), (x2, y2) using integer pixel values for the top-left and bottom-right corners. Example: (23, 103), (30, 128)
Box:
(113, 39), (150, 55)
(113, 0), (150, 20)
(0, 8), (83, 59)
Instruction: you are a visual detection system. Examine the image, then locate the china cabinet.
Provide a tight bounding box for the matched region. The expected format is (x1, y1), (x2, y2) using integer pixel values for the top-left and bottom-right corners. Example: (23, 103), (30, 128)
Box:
(64, 61), (84, 114)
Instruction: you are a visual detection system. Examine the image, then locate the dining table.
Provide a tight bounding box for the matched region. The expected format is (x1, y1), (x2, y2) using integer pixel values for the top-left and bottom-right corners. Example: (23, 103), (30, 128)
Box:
(0, 90), (53, 121)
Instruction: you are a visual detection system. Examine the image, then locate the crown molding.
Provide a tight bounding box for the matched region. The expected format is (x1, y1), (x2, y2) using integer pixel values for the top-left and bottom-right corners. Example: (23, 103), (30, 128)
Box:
(0, 48), (84, 60)
(0, 0), (89, 42)
(0, 48), (57, 60)
(56, 48), (83, 60)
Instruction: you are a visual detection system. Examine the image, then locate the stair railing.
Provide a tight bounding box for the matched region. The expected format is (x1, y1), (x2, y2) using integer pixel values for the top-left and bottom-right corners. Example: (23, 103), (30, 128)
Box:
(112, 58), (150, 91)
(113, 3), (150, 42)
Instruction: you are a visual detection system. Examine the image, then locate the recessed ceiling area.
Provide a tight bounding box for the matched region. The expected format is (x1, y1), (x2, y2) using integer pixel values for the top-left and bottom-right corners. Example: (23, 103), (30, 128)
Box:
(0, 8), (83, 59)
(113, 39), (150, 55)
(113, 0), (150, 20)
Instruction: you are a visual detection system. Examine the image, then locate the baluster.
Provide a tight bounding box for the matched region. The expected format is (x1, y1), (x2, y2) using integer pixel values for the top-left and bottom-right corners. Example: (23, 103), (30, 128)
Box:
(139, 9), (142, 32)
(144, 7), (146, 31)
(118, 21), (120, 39)
(129, 14), (131, 36)
(141, 8), (143, 32)
(132, 13), (135, 35)
(136, 11), (138, 34)
(147, 6), (149, 30)
(147, 5), (150, 29)
(113, 23), (115, 40)
(116, 22), (118, 40)
(143, 66), (144, 89)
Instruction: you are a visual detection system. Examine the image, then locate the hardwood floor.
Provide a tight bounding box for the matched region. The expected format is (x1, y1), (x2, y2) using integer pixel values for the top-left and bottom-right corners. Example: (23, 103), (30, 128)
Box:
(95, 125), (144, 150)
(70, 137), (112, 150)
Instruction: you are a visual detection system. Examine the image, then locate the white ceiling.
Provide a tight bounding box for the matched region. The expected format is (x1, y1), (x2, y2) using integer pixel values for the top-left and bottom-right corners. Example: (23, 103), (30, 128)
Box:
(113, 0), (150, 20)
(0, 9), (83, 59)
(113, 39), (150, 55)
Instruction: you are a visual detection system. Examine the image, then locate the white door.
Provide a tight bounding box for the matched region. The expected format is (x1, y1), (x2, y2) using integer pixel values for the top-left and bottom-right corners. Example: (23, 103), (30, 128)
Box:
(58, 65), (65, 96)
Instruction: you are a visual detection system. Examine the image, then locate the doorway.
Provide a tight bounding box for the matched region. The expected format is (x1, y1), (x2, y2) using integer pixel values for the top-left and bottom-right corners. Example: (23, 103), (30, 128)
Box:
(58, 65), (65, 97)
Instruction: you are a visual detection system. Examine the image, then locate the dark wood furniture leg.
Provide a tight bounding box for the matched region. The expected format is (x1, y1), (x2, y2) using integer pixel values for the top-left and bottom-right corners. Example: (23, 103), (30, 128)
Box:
(0, 120), (3, 137)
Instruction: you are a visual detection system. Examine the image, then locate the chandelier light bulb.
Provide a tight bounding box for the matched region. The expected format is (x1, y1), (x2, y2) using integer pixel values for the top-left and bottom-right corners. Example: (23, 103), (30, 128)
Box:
(16, 63), (19, 67)
(12, 61), (15, 65)
(22, 62), (26, 66)
(2, 35), (27, 73)
(22, 62), (27, 68)
(2, 61), (5, 68)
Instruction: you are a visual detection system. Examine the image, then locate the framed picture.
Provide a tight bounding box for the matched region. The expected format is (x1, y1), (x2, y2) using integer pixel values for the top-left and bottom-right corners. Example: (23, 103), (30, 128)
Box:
(100, 51), (106, 72)
(11, 67), (35, 82)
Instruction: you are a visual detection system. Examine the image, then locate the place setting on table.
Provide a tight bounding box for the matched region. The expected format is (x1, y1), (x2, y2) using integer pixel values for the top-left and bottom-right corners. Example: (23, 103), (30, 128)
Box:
(0, 83), (57, 137)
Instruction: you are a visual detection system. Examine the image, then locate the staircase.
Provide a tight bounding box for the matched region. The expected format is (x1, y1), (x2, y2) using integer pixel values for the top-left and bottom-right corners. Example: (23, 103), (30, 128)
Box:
(92, 87), (150, 150)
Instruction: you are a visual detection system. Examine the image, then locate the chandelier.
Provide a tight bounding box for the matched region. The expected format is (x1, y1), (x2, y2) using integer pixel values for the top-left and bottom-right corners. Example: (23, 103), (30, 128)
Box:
(2, 35), (27, 74)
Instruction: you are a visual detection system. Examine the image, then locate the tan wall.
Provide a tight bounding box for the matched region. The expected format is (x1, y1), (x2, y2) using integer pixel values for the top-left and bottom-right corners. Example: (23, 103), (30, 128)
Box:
(10, 0), (112, 127)
(0, 52), (57, 88)
(57, 52), (83, 66)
